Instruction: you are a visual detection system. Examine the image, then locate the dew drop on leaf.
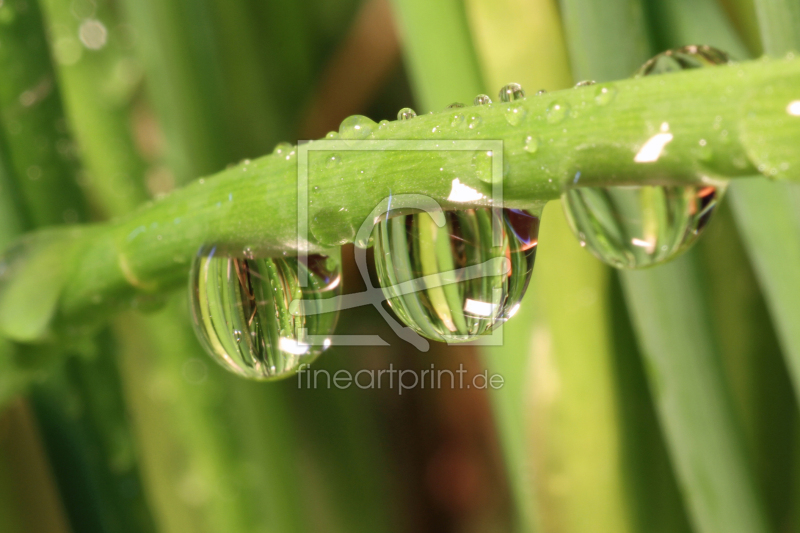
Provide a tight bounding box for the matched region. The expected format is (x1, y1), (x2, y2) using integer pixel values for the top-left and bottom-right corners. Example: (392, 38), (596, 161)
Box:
(546, 101), (568, 124)
(339, 115), (376, 140)
(397, 107), (417, 120)
(498, 83), (525, 102)
(473, 94), (492, 106)
(190, 247), (342, 380)
(372, 208), (539, 342)
(562, 45), (729, 269)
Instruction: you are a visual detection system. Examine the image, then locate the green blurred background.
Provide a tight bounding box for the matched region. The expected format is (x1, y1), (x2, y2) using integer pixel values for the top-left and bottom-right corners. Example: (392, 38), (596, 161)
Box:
(1, 0), (800, 531)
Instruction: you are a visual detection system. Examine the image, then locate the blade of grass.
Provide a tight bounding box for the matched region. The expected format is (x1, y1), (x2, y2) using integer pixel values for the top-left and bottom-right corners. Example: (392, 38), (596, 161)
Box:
(37, 0), (149, 217)
(649, 2), (800, 530)
(388, 0), (485, 110)
(563, 0), (771, 531)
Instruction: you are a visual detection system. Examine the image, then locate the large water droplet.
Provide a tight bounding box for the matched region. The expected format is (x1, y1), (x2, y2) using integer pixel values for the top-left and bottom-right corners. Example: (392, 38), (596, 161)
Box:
(498, 83), (525, 102)
(190, 247), (342, 380)
(372, 208), (539, 342)
(339, 115), (376, 140)
(562, 185), (721, 268)
(562, 45), (729, 269)
(398, 107), (417, 121)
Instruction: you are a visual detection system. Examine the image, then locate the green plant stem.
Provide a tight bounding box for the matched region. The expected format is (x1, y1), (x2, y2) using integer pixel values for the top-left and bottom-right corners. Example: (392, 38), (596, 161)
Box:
(2, 54), (799, 341)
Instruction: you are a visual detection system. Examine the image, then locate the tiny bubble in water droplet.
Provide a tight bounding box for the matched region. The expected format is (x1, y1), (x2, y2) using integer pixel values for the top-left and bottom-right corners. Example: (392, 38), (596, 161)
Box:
(474, 94), (492, 106)
(398, 107), (417, 120)
(498, 83), (525, 102)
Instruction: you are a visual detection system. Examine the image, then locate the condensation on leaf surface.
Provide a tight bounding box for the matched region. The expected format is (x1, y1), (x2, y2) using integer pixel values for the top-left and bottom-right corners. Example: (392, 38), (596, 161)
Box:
(372, 208), (539, 342)
(190, 247), (341, 380)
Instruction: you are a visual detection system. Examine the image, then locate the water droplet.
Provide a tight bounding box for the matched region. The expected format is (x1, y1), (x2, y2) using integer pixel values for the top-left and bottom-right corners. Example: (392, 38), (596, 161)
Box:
(594, 85), (617, 106)
(504, 103), (526, 126)
(467, 115), (482, 129)
(398, 107), (417, 121)
(635, 45), (730, 77)
(447, 102), (465, 109)
(498, 83), (525, 102)
(325, 131), (339, 139)
(523, 135), (539, 153)
(379, 120), (391, 130)
(535, 89), (547, 96)
(339, 115), (376, 140)
(190, 247), (342, 380)
(562, 184), (722, 269)
(546, 101), (568, 124)
(574, 80), (596, 87)
(373, 209), (539, 342)
(561, 45), (730, 269)
(273, 142), (292, 156)
(451, 113), (465, 127)
(474, 94), (492, 106)
(325, 154), (341, 169)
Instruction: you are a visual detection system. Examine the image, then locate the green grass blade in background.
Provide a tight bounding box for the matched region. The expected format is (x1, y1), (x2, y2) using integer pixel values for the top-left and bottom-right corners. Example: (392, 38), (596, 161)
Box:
(388, 0), (484, 111)
(557, 0), (652, 81)
(621, 258), (770, 533)
(38, 0), (149, 217)
(0, 0), (86, 227)
(561, 0), (771, 531)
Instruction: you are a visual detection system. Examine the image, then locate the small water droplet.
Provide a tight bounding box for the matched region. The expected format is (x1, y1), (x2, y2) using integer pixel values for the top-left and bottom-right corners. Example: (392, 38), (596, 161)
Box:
(635, 44), (730, 77)
(504, 103), (526, 126)
(373, 209), (539, 342)
(339, 115), (376, 140)
(535, 89), (547, 96)
(325, 154), (342, 169)
(447, 102), (465, 109)
(474, 94), (492, 106)
(546, 101), (568, 124)
(523, 135), (539, 153)
(379, 120), (391, 129)
(594, 85), (617, 106)
(574, 80), (596, 87)
(467, 115), (482, 129)
(498, 83), (525, 102)
(451, 113), (465, 127)
(273, 142), (292, 155)
(398, 107), (417, 120)
(190, 247), (342, 380)
(325, 131), (339, 139)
